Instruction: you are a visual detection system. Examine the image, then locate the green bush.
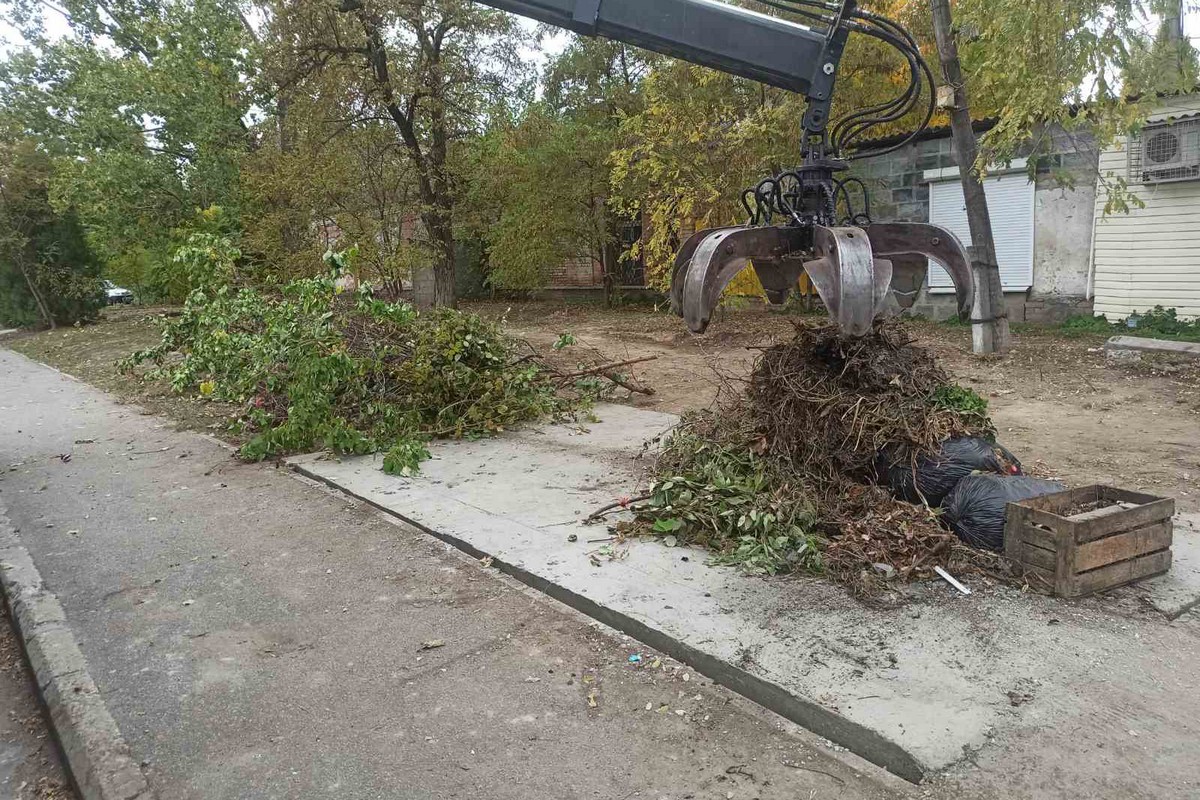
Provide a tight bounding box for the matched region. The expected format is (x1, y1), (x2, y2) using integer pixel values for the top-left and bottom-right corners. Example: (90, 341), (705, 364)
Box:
(122, 236), (574, 471)
(1060, 308), (1200, 342)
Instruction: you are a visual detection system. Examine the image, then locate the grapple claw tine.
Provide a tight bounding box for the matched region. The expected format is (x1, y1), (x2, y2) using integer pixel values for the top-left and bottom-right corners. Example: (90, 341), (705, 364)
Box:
(801, 226), (892, 337)
(863, 222), (975, 320)
(669, 226), (744, 315)
(677, 226), (807, 333)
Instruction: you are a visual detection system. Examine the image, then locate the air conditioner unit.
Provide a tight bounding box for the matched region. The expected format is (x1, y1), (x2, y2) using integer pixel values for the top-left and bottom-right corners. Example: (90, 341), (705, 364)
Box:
(1128, 117), (1200, 184)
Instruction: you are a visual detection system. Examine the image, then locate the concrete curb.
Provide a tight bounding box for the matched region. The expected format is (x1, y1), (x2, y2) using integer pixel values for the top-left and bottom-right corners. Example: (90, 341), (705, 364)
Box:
(0, 494), (156, 800)
(291, 460), (927, 785)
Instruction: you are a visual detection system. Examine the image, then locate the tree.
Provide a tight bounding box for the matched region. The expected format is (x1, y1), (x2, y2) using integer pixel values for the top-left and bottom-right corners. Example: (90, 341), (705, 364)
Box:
(265, 0), (532, 308)
(0, 133), (103, 328)
(463, 37), (651, 301)
(1124, 0), (1200, 95)
(240, 66), (425, 286)
(929, 0), (1010, 354)
(0, 0), (253, 298)
(954, 0), (1170, 180)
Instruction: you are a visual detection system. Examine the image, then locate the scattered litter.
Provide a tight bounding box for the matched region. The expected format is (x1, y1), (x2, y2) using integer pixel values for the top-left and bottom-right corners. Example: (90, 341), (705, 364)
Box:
(523, 677), (541, 683)
(567, 534), (578, 543)
(628, 654), (643, 664)
(586, 691), (598, 708)
(148, 517), (158, 522)
(934, 566), (971, 596)
(674, 709), (686, 716)
(419, 639), (446, 650)
(662, 535), (678, 548)
(182, 600), (194, 606)
(67, 529), (80, 536)
(644, 702), (652, 711)
(479, 556), (493, 568)
(58, 453), (71, 463)
(681, 672), (691, 682)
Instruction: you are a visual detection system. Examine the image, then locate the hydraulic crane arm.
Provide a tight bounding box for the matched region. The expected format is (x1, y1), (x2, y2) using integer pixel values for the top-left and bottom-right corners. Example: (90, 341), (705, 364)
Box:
(477, 0), (830, 96)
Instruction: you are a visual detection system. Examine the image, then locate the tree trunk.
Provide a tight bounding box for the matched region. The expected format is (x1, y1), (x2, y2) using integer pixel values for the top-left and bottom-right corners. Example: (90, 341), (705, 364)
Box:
(929, 0), (1010, 354)
(339, 0), (457, 309)
(423, 208), (457, 309)
(600, 213), (624, 308)
(18, 260), (54, 330)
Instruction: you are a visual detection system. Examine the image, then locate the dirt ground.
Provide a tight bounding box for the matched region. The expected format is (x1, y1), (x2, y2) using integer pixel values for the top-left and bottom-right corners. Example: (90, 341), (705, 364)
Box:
(0, 604), (74, 799)
(474, 300), (1200, 514)
(8, 300), (1200, 518)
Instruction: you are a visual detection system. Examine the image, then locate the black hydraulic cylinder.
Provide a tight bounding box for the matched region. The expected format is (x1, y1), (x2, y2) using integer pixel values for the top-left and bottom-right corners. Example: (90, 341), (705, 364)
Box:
(476, 0), (826, 94)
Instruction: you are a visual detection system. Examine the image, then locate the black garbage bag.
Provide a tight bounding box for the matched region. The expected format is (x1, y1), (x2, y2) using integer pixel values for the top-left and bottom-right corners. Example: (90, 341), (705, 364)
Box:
(877, 437), (1022, 506)
(941, 474), (1066, 551)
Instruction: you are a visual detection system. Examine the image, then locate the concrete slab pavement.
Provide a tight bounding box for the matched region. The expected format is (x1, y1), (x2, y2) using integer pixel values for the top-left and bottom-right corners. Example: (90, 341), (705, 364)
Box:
(290, 405), (1200, 798)
(0, 348), (906, 800)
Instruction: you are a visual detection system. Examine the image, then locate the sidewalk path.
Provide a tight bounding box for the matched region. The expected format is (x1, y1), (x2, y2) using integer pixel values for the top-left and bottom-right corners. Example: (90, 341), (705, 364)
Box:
(0, 349), (902, 799)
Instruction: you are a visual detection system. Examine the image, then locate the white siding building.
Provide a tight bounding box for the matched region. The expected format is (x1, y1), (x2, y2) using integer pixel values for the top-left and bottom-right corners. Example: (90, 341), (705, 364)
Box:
(1091, 92), (1200, 320)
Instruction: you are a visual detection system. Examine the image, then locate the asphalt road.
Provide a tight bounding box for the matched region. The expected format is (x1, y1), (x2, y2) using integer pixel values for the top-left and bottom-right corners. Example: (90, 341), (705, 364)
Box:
(0, 348), (906, 799)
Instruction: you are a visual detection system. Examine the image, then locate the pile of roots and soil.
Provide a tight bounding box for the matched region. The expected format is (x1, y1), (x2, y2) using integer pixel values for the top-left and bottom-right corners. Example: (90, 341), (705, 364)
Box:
(634, 320), (1025, 596)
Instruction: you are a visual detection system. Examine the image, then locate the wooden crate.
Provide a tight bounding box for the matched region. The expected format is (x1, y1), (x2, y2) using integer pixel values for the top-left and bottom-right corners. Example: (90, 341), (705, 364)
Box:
(1004, 486), (1175, 598)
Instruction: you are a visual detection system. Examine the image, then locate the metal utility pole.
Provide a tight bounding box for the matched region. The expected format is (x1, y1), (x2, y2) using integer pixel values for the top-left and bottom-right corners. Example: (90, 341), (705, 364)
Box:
(929, 0), (1010, 354)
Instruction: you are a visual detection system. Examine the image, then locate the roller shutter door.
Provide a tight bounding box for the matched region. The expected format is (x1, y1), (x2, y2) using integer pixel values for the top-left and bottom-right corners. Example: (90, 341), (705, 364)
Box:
(928, 172), (1035, 291)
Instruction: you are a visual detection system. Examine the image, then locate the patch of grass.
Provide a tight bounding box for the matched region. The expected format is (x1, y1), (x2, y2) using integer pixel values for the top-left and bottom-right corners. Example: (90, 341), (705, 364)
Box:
(1054, 308), (1200, 342)
(1058, 313), (1117, 337)
(1125, 306), (1200, 342)
(938, 313), (971, 327)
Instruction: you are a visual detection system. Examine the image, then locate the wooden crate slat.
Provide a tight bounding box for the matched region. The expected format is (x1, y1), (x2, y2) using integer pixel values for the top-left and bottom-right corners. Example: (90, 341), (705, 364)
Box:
(1018, 541), (1057, 572)
(1074, 522), (1173, 573)
(1075, 498), (1175, 542)
(1013, 522), (1056, 551)
(1017, 486), (1100, 516)
(1098, 486), (1167, 506)
(1068, 549), (1173, 597)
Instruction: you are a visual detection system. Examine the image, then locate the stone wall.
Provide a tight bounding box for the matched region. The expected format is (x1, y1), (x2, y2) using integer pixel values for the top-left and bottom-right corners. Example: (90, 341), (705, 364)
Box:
(851, 129), (1098, 323)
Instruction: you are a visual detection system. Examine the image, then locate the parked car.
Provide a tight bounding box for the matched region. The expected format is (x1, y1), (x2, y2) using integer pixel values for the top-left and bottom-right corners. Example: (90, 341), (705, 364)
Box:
(103, 280), (134, 305)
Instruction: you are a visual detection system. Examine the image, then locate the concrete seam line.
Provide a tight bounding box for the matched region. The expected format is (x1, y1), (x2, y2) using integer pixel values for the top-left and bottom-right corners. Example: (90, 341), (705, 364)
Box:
(288, 461), (926, 786)
(0, 494), (157, 800)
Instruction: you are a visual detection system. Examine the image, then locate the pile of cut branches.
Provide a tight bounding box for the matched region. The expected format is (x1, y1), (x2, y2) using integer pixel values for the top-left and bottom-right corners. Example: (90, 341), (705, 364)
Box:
(624, 320), (997, 595)
(120, 237), (649, 475)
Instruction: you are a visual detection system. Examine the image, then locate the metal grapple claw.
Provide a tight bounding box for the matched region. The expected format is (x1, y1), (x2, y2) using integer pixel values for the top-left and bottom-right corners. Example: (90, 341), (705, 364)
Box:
(668, 226), (744, 316)
(669, 221), (975, 338)
(863, 222), (974, 321)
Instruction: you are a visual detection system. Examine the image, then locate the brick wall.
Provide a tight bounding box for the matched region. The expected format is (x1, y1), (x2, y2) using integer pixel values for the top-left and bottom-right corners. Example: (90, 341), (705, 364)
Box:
(548, 255), (603, 288)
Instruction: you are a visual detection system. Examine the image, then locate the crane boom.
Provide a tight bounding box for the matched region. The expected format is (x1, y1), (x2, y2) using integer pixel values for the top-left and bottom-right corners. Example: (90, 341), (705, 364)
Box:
(477, 0), (828, 95)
